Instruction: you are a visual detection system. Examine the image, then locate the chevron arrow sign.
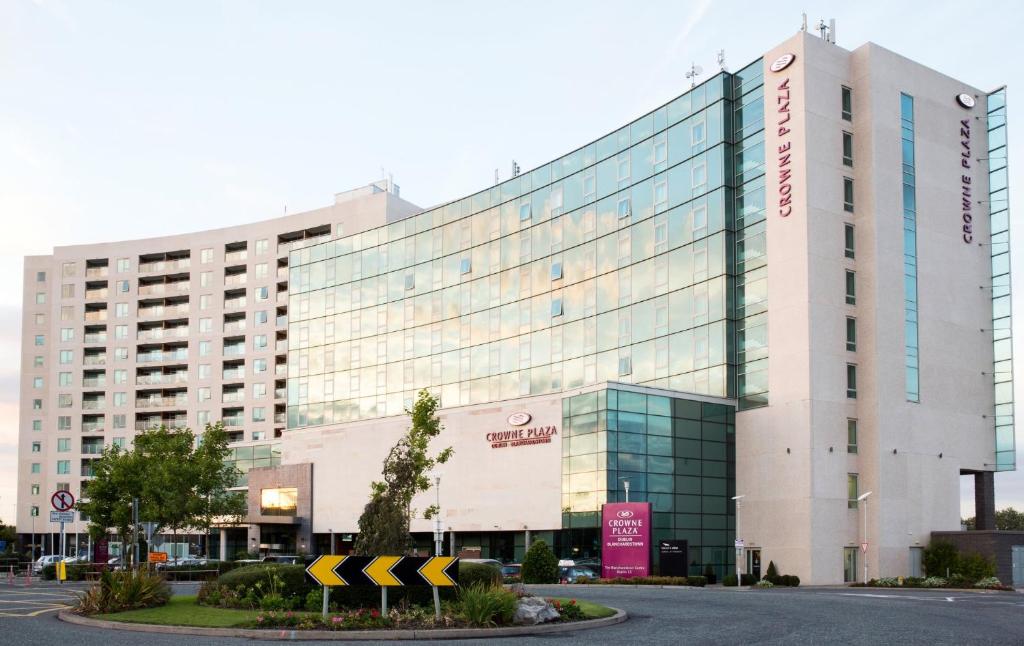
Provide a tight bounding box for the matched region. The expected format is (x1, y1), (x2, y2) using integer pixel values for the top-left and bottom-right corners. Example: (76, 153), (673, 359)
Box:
(306, 555), (459, 587)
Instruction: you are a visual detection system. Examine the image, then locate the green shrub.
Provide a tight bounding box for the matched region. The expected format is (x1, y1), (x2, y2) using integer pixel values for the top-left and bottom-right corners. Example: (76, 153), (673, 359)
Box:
(741, 573), (758, 585)
(304, 587), (324, 612)
(903, 576), (925, 588)
(922, 576), (947, 588)
(218, 564), (314, 601)
(786, 575), (800, 587)
(923, 541), (958, 578)
(974, 577), (1004, 589)
(755, 579), (774, 588)
(42, 564), (56, 580)
(549, 598), (584, 621)
(956, 552), (996, 583)
(764, 561), (780, 584)
(459, 562), (502, 589)
(456, 583), (517, 627)
(687, 576), (707, 587)
(75, 569), (171, 614)
(521, 540), (558, 584)
(702, 564), (716, 584)
(723, 574), (737, 586)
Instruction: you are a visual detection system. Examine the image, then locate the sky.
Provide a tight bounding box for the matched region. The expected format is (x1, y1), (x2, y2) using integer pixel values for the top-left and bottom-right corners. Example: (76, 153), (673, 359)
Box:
(1, 0), (1023, 525)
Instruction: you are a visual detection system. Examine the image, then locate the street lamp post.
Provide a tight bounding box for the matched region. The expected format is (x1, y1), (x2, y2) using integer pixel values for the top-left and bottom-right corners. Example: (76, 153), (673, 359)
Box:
(857, 491), (873, 585)
(620, 478), (631, 503)
(433, 475), (443, 557)
(731, 495), (745, 585)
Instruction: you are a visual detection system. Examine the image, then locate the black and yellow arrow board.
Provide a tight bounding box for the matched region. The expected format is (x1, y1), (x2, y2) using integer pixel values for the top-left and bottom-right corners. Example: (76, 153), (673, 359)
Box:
(306, 555), (459, 587)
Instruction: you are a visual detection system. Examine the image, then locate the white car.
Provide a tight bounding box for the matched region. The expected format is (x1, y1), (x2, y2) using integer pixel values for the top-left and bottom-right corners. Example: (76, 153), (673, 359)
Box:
(33, 554), (67, 574)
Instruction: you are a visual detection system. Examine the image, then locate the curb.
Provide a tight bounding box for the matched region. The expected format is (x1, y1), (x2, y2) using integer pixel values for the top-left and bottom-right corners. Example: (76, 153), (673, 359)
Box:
(58, 607), (627, 640)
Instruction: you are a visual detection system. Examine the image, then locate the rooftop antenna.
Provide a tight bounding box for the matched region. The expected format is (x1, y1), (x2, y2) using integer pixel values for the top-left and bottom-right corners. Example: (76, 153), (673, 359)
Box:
(685, 62), (703, 88)
(511, 160), (521, 178)
(717, 49), (728, 72)
(817, 19), (828, 40)
(494, 169), (499, 186)
(801, 13), (807, 31)
(829, 18), (836, 44)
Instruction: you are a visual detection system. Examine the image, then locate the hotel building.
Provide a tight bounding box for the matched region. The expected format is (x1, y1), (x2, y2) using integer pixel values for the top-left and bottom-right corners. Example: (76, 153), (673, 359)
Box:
(17, 28), (1013, 584)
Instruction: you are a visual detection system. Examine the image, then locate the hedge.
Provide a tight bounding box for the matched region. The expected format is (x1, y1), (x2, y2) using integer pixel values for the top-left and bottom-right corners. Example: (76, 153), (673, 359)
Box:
(582, 575), (706, 587)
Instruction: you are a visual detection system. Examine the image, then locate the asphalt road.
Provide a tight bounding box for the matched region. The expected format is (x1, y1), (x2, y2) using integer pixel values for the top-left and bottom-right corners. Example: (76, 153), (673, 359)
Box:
(2, 580), (1024, 645)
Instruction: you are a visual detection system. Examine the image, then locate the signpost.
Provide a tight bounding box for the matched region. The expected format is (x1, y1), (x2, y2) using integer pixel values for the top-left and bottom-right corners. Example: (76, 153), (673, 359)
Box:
(306, 555), (458, 619)
(50, 490), (75, 585)
(148, 552), (168, 563)
(600, 502), (652, 579)
(658, 540), (689, 577)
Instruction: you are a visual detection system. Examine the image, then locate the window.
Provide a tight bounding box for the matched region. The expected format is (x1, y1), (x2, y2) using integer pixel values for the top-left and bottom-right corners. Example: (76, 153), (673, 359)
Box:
(252, 407), (266, 422)
(36, 292), (48, 305)
(654, 134), (667, 165)
(32, 399), (42, 410)
(113, 392), (127, 406)
(198, 410), (211, 426)
(112, 437), (126, 449)
(200, 271), (212, 287)
(34, 313), (45, 325)
(59, 350), (72, 364)
(617, 197), (631, 219)
(846, 317), (857, 351)
(551, 261), (563, 281)
(114, 325), (127, 339)
(255, 238), (268, 255)
(253, 383), (267, 399)
(847, 419), (858, 454)
(404, 274), (415, 290)
(31, 442), (41, 453)
(618, 356), (632, 376)
(252, 431), (266, 440)
(61, 262), (75, 277)
(31, 484), (40, 495)
(845, 270), (856, 305)
(691, 119), (706, 146)
(112, 414), (126, 429)
(116, 280), (129, 293)
(842, 131), (853, 166)
(199, 340), (211, 356)
(57, 438), (70, 452)
(843, 177), (854, 212)
(30, 505), (40, 517)
(60, 283), (73, 298)
(844, 224), (855, 258)
(254, 286), (269, 301)
(519, 202), (531, 222)
(201, 248), (213, 264)
(61, 306), (73, 321)
(34, 355), (44, 367)
(35, 335), (45, 346)
(551, 298), (563, 317)
(58, 372), (72, 386)
(253, 335), (268, 350)
(199, 318), (212, 333)
(31, 463), (41, 474)
(198, 387), (211, 402)
(616, 155), (630, 183)
(692, 163), (707, 192)
(33, 377), (44, 388)
(460, 258), (471, 275)
(844, 547), (858, 582)
(841, 86), (852, 121)
(255, 262), (268, 278)
(200, 294), (211, 310)
(60, 328), (73, 342)
(847, 473), (859, 508)
(115, 302), (128, 318)
(260, 487), (298, 516)
(253, 358), (267, 373)
(113, 369), (126, 384)
(58, 394), (72, 408)
(256, 311), (268, 325)
(57, 416), (70, 430)
(199, 364), (211, 378)
(116, 258), (130, 272)
(846, 364), (857, 399)
(36, 271), (46, 282)
(32, 419), (42, 431)
(114, 347), (128, 360)
(57, 460), (70, 475)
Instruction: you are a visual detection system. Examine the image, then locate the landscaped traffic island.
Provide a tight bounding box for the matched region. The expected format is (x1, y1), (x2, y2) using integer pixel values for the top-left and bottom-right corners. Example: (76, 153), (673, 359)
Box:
(60, 565), (624, 639)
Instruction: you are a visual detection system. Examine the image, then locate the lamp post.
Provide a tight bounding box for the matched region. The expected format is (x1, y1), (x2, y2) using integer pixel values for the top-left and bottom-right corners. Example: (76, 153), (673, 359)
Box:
(731, 495), (745, 585)
(620, 478), (631, 503)
(433, 474), (443, 557)
(857, 491), (873, 585)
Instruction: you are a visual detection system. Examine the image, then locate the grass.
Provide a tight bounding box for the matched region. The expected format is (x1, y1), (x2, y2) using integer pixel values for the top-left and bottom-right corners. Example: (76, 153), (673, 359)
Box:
(97, 594), (617, 629)
(100, 595), (266, 628)
(547, 596), (617, 619)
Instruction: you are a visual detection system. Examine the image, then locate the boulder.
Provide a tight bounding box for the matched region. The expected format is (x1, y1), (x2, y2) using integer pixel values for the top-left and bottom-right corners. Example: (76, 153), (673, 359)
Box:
(513, 596), (560, 625)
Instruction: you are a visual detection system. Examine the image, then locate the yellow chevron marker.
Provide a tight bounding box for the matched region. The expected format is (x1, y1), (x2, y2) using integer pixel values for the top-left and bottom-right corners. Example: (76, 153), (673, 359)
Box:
(418, 556), (458, 586)
(306, 555), (346, 587)
(364, 555), (403, 586)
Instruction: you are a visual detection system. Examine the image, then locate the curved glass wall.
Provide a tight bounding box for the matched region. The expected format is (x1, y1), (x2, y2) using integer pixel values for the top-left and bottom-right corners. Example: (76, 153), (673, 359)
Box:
(286, 60), (765, 427)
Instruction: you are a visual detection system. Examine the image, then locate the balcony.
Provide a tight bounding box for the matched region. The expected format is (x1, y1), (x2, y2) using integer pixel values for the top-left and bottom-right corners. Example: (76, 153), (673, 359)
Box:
(275, 364), (287, 376)
(274, 388), (286, 400)
(276, 315), (287, 328)
(85, 288), (109, 300)
(275, 339), (288, 353)
(139, 258), (190, 273)
(82, 398), (106, 410)
(225, 250), (248, 263)
(222, 389), (245, 403)
(276, 291), (288, 304)
(81, 460), (98, 477)
(224, 297), (247, 309)
(138, 303), (189, 318)
(273, 412), (286, 424)
(135, 417), (186, 431)
(83, 354), (106, 366)
(224, 320), (247, 333)
(82, 377), (106, 388)
(81, 421), (104, 433)
(223, 416), (244, 427)
(136, 372), (188, 386)
(223, 344), (245, 357)
(137, 327), (188, 341)
(137, 349), (189, 363)
(224, 273), (248, 286)
(84, 310), (108, 322)
(83, 332), (108, 344)
(277, 266), (289, 279)
(85, 266), (109, 279)
(135, 395), (188, 409)
(81, 442), (104, 455)
(138, 281), (190, 297)
(277, 233), (330, 255)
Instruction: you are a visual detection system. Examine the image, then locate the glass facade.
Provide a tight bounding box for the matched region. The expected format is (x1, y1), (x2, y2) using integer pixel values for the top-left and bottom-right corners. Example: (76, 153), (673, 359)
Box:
(562, 387), (735, 577)
(285, 61), (766, 426)
(986, 87), (1015, 471)
(226, 443), (282, 486)
(900, 93), (920, 402)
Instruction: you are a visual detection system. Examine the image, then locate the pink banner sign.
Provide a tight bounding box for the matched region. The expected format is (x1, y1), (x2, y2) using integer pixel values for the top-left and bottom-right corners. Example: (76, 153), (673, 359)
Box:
(601, 502), (651, 579)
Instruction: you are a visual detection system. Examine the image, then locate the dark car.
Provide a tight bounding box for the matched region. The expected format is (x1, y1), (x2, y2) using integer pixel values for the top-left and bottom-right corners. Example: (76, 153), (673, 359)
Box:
(261, 555), (302, 564)
(559, 565), (598, 583)
(501, 563), (522, 581)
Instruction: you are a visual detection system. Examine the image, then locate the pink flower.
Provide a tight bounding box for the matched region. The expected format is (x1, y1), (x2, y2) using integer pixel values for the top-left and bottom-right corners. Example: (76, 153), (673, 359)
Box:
(370, 609), (380, 618)
(331, 616), (344, 624)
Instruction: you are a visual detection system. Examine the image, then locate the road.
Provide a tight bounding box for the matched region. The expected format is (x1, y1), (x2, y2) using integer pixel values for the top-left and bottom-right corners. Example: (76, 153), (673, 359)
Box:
(2, 580), (1023, 644)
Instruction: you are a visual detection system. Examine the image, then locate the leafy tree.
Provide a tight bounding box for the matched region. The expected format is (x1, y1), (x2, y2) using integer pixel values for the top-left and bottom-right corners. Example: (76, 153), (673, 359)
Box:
(353, 390), (453, 555)
(922, 540), (959, 578)
(962, 507), (1024, 531)
(521, 539), (559, 584)
(76, 424), (243, 564)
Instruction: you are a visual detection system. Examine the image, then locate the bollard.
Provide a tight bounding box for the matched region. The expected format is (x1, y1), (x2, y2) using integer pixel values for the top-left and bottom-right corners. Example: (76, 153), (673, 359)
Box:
(7, 565), (12, 585)
(25, 566), (31, 586)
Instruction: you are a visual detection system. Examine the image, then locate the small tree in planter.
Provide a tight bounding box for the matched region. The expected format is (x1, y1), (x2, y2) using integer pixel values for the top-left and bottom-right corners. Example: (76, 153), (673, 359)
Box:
(703, 564), (716, 585)
(764, 560), (780, 584)
(521, 540), (559, 584)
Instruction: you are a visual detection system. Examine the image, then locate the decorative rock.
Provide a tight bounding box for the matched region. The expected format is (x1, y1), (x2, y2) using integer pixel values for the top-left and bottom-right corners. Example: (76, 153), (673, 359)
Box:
(513, 596), (560, 625)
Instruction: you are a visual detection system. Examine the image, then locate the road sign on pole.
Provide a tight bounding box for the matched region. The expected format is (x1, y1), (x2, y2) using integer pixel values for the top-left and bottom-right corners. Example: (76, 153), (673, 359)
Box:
(51, 491), (75, 512)
(49, 511), (75, 523)
(306, 555), (459, 587)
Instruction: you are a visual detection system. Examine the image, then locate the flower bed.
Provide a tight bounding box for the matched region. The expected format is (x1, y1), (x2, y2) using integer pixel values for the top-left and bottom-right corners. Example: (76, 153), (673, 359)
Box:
(852, 576), (1014, 591)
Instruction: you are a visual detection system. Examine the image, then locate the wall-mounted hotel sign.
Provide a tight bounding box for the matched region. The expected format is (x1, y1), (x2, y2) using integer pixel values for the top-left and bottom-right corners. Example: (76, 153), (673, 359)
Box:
(956, 92), (976, 243)
(771, 53), (796, 218)
(485, 412), (558, 449)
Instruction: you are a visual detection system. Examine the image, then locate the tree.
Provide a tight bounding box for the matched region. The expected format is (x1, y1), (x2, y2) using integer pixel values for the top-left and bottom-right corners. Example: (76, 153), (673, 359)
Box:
(353, 390), (453, 555)
(521, 539), (559, 584)
(962, 507), (1024, 531)
(922, 540), (959, 578)
(76, 424), (243, 564)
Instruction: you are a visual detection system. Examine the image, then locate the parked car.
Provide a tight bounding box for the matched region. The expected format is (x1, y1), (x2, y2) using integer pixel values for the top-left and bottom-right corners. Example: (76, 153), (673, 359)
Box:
(559, 565), (598, 583)
(261, 554), (302, 565)
(501, 563), (522, 581)
(33, 554), (66, 574)
(573, 557), (601, 571)
(460, 558), (503, 569)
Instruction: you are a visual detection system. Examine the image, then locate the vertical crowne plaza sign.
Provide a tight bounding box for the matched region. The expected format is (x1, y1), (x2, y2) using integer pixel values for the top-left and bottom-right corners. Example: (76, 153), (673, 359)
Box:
(771, 53), (796, 218)
(956, 92), (976, 243)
